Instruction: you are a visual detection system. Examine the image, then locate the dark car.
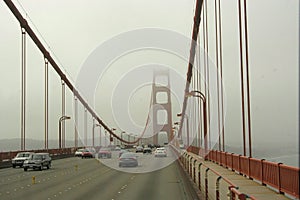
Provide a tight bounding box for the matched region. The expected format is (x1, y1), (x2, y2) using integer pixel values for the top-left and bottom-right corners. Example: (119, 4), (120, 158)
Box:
(143, 147), (152, 154)
(98, 148), (112, 158)
(119, 153), (138, 167)
(23, 153), (51, 171)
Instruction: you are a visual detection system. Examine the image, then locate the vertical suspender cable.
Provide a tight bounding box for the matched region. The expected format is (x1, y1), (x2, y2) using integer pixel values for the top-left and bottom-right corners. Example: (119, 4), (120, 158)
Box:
(243, 0), (252, 157)
(21, 28), (26, 151)
(218, 0), (225, 152)
(196, 37), (202, 149)
(74, 96), (78, 147)
(61, 79), (66, 148)
(84, 108), (87, 145)
(92, 118), (95, 147)
(202, 6), (206, 151)
(44, 58), (49, 149)
(204, 0), (211, 150)
(215, 0), (221, 151)
(238, 0), (246, 156)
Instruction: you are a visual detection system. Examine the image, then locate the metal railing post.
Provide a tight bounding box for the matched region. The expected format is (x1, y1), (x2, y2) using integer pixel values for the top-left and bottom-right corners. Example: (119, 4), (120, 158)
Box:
(198, 163), (203, 191)
(205, 168), (210, 200)
(216, 176), (222, 200)
(193, 159), (197, 183)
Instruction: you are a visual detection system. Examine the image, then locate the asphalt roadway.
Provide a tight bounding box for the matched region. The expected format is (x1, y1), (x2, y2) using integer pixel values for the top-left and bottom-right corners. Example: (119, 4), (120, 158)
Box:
(0, 149), (200, 200)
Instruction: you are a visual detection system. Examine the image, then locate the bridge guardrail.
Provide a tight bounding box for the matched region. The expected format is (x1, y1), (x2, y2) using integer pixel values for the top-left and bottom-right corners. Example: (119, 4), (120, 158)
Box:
(171, 145), (256, 200)
(0, 147), (82, 163)
(188, 146), (300, 199)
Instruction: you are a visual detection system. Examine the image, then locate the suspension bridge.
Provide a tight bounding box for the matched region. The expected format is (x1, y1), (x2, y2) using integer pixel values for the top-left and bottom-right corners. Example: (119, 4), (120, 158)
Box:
(0, 0), (299, 199)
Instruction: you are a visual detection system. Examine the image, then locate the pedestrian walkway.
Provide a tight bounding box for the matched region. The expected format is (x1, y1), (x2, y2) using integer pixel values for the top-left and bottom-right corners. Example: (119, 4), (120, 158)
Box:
(182, 151), (292, 200)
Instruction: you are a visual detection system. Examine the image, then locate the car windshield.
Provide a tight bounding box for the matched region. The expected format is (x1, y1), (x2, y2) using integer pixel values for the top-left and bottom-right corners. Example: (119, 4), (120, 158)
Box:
(120, 153), (136, 158)
(100, 148), (110, 151)
(17, 153), (30, 158)
(32, 155), (43, 160)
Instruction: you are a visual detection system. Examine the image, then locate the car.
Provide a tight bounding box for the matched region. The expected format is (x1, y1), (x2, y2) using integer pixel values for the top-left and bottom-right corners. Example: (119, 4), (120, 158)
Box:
(114, 146), (121, 151)
(154, 147), (167, 157)
(98, 147), (112, 158)
(135, 146), (143, 153)
(81, 148), (96, 158)
(11, 152), (34, 168)
(23, 153), (52, 171)
(119, 152), (138, 167)
(143, 147), (152, 154)
(74, 148), (85, 157)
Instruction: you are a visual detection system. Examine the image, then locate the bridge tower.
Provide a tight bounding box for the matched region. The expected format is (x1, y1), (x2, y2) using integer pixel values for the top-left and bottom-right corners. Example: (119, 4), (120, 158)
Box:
(152, 70), (173, 145)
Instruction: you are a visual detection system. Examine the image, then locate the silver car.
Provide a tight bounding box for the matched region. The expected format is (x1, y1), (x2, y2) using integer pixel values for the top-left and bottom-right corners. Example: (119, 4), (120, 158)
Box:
(11, 152), (34, 168)
(23, 153), (52, 171)
(119, 153), (138, 167)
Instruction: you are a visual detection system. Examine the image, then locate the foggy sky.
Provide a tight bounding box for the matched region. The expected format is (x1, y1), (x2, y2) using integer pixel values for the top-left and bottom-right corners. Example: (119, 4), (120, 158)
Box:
(0, 0), (298, 161)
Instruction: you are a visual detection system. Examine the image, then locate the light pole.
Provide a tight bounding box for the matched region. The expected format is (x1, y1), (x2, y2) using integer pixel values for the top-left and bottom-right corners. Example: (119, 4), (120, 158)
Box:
(104, 130), (107, 147)
(177, 113), (190, 147)
(186, 90), (207, 160)
(127, 133), (130, 144)
(59, 116), (71, 149)
(93, 123), (101, 147)
(121, 131), (125, 146)
(111, 128), (116, 145)
(173, 122), (180, 138)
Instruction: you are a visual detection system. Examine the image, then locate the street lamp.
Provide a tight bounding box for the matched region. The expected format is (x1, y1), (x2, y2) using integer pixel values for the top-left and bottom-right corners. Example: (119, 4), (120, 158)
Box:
(93, 123), (101, 147)
(59, 116), (71, 149)
(185, 90), (207, 160)
(121, 131), (125, 146)
(177, 113), (190, 147)
(111, 128), (116, 145)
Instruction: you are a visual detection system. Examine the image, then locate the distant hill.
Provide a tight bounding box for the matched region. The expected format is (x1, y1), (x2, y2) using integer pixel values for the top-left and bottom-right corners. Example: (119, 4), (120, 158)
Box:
(0, 138), (84, 152)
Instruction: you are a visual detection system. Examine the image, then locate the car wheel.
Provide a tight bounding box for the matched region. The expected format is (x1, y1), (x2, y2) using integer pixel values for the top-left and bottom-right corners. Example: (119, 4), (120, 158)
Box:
(39, 166), (42, 171)
(12, 164), (16, 168)
(47, 164), (50, 169)
(24, 167), (28, 171)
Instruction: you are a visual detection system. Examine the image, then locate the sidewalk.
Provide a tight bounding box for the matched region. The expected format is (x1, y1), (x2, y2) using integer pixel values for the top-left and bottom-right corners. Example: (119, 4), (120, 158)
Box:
(183, 151), (292, 200)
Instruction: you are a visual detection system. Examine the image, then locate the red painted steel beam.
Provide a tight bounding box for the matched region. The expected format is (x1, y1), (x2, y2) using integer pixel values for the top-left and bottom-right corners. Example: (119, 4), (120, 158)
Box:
(178, 0), (204, 148)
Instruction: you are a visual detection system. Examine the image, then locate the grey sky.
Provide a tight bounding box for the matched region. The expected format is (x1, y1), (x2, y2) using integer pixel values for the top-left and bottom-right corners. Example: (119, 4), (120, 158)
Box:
(0, 0), (298, 163)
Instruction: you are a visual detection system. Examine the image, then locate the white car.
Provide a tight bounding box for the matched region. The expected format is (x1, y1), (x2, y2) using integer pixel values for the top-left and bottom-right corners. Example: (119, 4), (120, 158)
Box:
(12, 152), (34, 168)
(75, 148), (85, 157)
(154, 147), (167, 157)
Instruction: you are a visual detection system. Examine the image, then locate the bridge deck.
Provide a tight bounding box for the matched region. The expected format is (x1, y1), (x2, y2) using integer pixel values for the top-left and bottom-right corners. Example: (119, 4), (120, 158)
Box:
(185, 152), (291, 200)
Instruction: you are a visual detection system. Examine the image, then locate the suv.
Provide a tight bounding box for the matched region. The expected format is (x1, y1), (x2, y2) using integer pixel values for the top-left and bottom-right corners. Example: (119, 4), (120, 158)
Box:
(11, 152), (34, 168)
(23, 153), (52, 171)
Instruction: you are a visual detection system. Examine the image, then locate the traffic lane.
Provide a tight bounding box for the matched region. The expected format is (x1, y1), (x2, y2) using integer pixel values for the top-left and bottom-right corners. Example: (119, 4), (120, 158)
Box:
(0, 157), (111, 199)
(0, 157), (82, 188)
(99, 146), (180, 173)
(114, 160), (200, 200)
(1, 154), (200, 200)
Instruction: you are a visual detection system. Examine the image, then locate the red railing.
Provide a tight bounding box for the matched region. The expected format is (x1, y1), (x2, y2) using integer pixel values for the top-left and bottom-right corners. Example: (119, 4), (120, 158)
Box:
(188, 146), (300, 199)
(175, 146), (257, 200)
